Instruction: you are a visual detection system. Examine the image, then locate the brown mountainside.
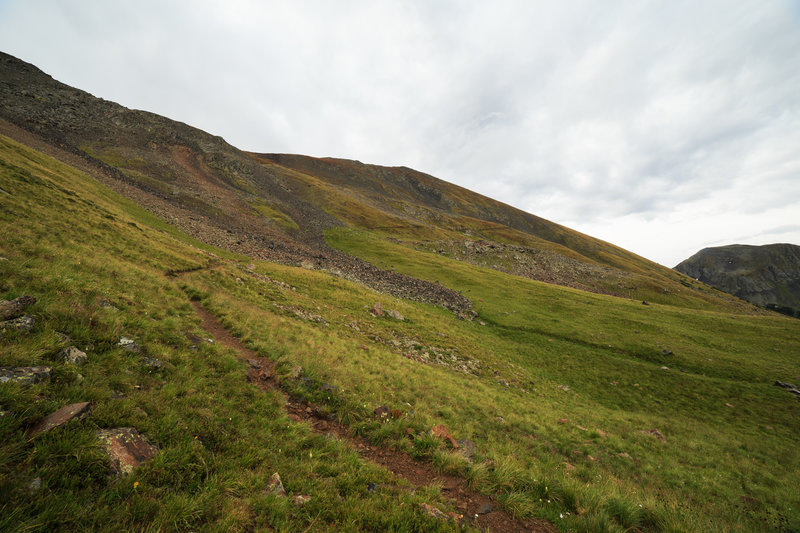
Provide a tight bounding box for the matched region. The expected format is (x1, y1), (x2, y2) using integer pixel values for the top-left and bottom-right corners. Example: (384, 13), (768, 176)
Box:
(0, 51), (750, 310)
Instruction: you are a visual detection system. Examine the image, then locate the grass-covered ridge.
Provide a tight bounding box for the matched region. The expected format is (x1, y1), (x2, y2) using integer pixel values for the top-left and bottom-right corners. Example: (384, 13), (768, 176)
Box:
(2, 133), (800, 532)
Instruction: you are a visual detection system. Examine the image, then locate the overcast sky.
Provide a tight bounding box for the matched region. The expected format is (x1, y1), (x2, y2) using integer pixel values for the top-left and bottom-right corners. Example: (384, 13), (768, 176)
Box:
(1, 1), (798, 266)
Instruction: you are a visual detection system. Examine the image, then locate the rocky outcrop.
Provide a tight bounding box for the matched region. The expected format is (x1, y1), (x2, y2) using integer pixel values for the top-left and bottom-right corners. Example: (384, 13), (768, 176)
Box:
(675, 244), (800, 315)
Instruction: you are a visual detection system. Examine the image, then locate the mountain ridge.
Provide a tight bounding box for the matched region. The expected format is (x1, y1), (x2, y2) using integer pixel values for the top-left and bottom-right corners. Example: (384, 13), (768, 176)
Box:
(0, 50), (754, 312)
(675, 243), (800, 316)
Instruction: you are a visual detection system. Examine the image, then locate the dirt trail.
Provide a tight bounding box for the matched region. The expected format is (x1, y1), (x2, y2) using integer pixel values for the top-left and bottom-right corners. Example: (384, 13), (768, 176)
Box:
(188, 300), (554, 533)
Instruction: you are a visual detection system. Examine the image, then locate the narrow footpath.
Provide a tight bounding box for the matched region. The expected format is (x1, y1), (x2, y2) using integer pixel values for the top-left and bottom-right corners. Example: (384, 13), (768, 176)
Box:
(189, 300), (554, 533)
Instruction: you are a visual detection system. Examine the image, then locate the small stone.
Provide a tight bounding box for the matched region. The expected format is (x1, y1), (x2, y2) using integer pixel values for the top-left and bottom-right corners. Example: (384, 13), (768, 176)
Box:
(367, 482), (378, 493)
(247, 359), (260, 368)
(557, 384), (570, 391)
(456, 439), (477, 462)
(419, 503), (448, 521)
(385, 309), (404, 321)
(54, 332), (71, 344)
(26, 477), (42, 493)
(641, 428), (666, 441)
(725, 402), (734, 408)
(293, 494), (311, 505)
(60, 346), (87, 365)
(431, 424), (458, 448)
(374, 406), (390, 418)
(141, 357), (163, 369)
(369, 302), (384, 317)
(267, 472), (285, 496)
(290, 366), (303, 378)
(642, 301), (649, 305)
(117, 337), (140, 352)
(96, 427), (158, 476)
(564, 462), (576, 471)
(27, 402), (91, 438)
(476, 502), (493, 514)
(0, 366), (52, 385)
(558, 418), (569, 424)
(498, 379), (509, 388)
(320, 383), (338, 393)
(98, 298), (119, 311)
(617, 452), (632, 460)
(660, 366), (668, 370)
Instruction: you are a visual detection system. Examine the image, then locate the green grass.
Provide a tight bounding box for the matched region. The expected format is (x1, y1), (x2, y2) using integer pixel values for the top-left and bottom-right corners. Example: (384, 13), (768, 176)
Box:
(0, 135), (466, 532)
(2, 133), (800, 532)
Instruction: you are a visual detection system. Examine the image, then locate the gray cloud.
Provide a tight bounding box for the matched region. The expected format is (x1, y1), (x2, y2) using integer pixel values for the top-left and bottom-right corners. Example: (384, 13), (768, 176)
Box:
(0, 0), (798, 266)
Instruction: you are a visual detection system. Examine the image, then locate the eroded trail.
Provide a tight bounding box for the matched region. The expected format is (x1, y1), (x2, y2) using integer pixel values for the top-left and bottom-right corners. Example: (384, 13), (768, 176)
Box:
(188, 300), (554, 533)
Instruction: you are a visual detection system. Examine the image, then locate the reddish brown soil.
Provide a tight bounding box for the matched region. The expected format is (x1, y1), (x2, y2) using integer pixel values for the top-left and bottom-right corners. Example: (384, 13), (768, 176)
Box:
(189, 300), (554, 533)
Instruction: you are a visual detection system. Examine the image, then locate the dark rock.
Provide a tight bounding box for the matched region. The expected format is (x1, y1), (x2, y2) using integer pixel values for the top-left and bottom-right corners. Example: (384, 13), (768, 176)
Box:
(0, 366), (51, 385)
(642, 301), (650, 305)
(320, 383), (338, 393)
(367, 482), (378, 493)
(0, 314), (34, 333)
(96, 427), (158, 476)
(476, 502), (493, 514)
(374, 405), (390, 418)
(117, 337), (140, 352)
(141, 357), (163, 369)
(59, 346), (87, 365)
(27, 401), (91, 438)
(0, 294), (36, 320)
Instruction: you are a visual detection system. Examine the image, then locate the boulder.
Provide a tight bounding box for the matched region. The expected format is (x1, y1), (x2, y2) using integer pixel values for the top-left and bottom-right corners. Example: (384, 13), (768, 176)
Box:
(96, 427), (158, 476)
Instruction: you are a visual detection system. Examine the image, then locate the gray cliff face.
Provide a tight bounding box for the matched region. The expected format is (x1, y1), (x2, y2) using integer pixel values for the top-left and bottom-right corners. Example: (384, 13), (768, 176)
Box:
(675, 244), (800, 312)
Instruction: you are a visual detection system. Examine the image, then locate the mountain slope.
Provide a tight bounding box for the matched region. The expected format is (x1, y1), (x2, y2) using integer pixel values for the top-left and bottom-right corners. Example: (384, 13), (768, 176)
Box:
(2, 132), (799, 532)
(0, 51), (750, 312)
(675, 243), (800, 315)
(2, 52), (800, 532)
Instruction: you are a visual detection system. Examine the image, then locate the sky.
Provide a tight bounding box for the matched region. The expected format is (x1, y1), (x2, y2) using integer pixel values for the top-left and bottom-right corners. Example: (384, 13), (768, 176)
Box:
(1, 0), (798, 267)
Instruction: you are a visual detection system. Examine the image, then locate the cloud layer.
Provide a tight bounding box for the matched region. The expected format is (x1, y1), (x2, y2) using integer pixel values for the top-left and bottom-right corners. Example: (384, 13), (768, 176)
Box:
(1, 0), (798, 266)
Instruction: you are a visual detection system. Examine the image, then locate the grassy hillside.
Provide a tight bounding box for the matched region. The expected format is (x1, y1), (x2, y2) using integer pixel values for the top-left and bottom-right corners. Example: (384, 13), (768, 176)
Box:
(2, 134), (799, 532)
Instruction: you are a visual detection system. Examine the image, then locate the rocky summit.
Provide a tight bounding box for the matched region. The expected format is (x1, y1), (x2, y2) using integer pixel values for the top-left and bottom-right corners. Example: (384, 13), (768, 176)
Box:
(675, 243), (800, 317)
